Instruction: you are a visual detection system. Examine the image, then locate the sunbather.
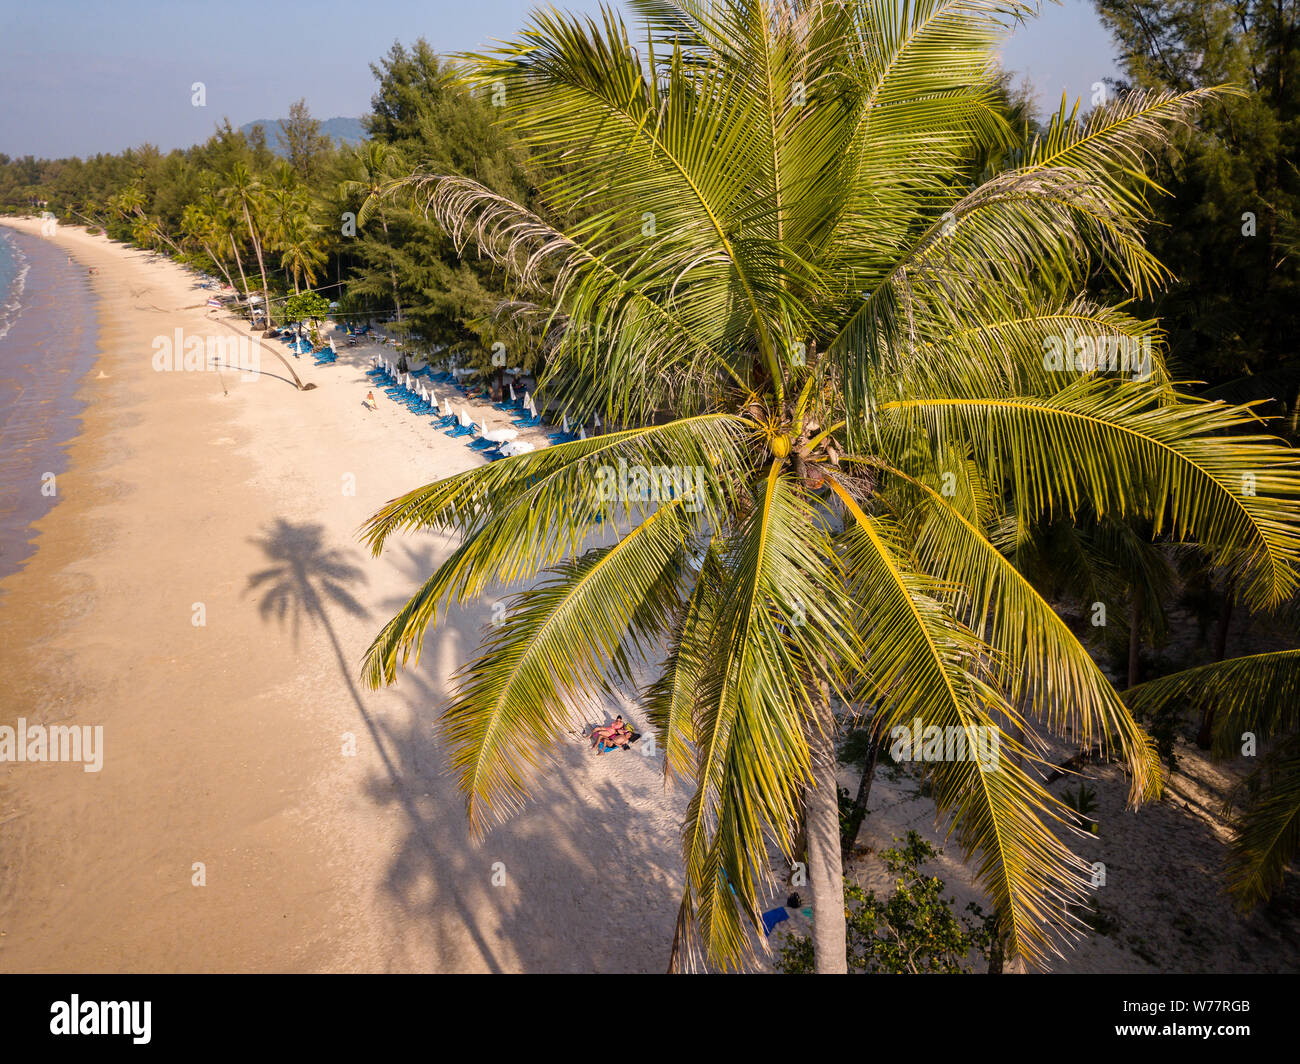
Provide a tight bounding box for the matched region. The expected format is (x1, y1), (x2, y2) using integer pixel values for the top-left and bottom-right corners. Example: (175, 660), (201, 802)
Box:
(362, 390), (378, 412)
(590, 716), (633, 753)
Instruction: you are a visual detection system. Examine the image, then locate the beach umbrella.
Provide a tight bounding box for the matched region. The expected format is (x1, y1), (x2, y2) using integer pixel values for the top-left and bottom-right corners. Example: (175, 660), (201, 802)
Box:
(579, 426), (587, 440)
(562, 414), (570, 433)
(509, 382), (517, 402)
(594, 413), (602, 430)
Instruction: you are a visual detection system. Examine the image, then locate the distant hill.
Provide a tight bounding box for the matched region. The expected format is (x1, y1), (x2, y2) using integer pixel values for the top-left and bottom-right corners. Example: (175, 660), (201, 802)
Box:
(238, 116), (366, 152)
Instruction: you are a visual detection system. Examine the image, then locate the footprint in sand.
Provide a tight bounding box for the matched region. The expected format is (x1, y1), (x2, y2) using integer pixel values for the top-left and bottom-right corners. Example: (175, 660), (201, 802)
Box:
(212, 437), (236, 446)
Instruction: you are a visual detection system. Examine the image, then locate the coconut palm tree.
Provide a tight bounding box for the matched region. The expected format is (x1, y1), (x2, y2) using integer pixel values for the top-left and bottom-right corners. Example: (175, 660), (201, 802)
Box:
(222, 162), (275, 328)
(262, 162), (326, 294)
(210, 197), (254, 304)
(180, 199), (239, 292)
(277, 213), (326, 295)
(109, 184), (182, 256)
(343, 140), (407, 325)
(359, 0), (1300, 973)
(197, 189), (308, 391)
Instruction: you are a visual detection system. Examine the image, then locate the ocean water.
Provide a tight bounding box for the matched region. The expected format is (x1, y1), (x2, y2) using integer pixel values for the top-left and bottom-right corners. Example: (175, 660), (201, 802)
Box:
(0, 228), (101, 588)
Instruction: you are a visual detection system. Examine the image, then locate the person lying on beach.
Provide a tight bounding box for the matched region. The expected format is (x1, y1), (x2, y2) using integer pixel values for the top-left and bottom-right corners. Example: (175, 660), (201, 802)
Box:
(589, 716), (627, 747)
(598, 729), (632, 754)
(362, 391), (378, 412)
(591, 717), (633, 753)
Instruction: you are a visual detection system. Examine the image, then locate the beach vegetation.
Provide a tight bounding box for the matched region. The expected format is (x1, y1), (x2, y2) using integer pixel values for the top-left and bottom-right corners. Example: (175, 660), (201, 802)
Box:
(776, 833), (995, 974)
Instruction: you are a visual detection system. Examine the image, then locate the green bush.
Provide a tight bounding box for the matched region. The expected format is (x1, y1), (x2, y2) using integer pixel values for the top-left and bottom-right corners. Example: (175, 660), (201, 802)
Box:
(777, 832), (994, 973)
(284, 292), (330, 324)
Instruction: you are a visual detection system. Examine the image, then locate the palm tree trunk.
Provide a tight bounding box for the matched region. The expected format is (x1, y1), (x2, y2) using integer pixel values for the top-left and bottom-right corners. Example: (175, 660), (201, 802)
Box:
(230, 237), (252, 303)
(243, 202), (274, 329)
(987, 910), (1005, 973)
(842, 723), (881, 859)
(203, 242), (238, 292)
(1127, 593), (1143, 690)
(807, 686), (847, 974)
(1197, 580), (1235, 749)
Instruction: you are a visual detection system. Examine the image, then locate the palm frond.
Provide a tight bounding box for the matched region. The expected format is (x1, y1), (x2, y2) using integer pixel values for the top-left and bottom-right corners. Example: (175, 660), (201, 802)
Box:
(1125, 649), (1300, 757)
(830, 482), (1092, 968)
(443, 501), (691, 836)
(1223, 734), (1300, 910)
(879, 382), (1300, 607)
(360, 415), (752, 687)
(674, 466), (859, 971)
(871, 463), (1162, 802)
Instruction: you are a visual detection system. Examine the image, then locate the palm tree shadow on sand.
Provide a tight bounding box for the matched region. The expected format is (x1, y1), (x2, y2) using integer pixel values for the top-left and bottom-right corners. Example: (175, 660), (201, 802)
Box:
(244, 517), (509, 971)
(246, 519), (371, 641)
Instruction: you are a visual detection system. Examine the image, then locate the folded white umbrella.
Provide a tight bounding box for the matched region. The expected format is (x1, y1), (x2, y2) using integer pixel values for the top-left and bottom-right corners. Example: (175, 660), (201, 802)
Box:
(477, 419), (488, 435)
(561, 414), (570, 433)
(594, 413), (601, 429)
(579, 426), (587, 440)
(431, 392), (439, 411)
(459, 408), (472, 427)
(508, 382), (517, 402)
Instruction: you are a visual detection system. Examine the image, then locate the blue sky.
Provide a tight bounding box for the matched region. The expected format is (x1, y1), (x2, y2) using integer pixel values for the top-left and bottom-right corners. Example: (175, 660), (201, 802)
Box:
(0, 0), (1120, 159)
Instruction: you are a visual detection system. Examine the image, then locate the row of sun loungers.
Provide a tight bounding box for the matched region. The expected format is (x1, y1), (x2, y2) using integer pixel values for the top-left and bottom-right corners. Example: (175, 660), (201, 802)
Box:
(366, 356), (575, 460)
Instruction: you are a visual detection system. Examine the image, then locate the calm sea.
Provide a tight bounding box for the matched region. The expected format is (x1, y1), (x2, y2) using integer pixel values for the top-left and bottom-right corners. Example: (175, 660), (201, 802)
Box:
(0, 227), (100, 589)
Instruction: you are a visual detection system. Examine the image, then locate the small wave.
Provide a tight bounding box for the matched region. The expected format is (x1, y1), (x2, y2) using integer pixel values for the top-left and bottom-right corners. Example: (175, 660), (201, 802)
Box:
(0, 233), (29, 341)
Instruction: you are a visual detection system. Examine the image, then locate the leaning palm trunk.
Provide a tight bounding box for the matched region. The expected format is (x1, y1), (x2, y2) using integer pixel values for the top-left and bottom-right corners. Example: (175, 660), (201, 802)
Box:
(202, 242), (238, 293)
(243, 203), (274, 330)
(358, 0), (1300, 973)
(229, 236), (252, 306)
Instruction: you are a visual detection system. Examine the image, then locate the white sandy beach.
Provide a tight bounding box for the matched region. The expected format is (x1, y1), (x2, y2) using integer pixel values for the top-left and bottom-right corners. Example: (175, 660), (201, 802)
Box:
(1, 218), (1296, 973)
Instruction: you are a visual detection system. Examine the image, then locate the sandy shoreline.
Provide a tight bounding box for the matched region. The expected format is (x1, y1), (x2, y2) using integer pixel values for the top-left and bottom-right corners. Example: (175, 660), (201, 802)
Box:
(0, 219), (688, 973)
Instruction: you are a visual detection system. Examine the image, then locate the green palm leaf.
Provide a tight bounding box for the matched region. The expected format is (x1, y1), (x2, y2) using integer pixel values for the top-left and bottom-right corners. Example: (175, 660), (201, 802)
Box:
(879, 382), (1300, 607)
(444, 500), (691, 836)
